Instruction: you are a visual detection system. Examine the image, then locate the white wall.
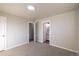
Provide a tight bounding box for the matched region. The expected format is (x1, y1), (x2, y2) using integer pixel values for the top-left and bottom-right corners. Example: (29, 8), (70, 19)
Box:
(51, 11), (77, 52)
(37, 11), (77, 52)
(37, 20), (43, 43)
(0, 12), (30, 49)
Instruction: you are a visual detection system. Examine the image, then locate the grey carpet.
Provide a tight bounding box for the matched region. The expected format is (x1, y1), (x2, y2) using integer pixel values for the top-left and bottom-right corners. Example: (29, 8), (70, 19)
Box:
(0, 42), (78, 56)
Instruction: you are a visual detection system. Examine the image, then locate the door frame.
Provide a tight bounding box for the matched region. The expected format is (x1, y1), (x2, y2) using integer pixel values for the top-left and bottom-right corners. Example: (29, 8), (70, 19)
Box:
(34, 20), (38, 42)
(42, 20), (52, 45)
(27, 21), (35, 43)
(0, 16), (7, 51)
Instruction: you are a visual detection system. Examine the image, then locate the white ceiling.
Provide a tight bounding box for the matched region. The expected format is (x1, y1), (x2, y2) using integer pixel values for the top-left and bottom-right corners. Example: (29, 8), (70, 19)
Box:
(0, 3), (79, 20)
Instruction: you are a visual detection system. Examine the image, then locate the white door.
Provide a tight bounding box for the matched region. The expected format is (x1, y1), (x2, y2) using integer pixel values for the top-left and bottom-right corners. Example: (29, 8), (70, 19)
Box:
(0, 16), (6, 51)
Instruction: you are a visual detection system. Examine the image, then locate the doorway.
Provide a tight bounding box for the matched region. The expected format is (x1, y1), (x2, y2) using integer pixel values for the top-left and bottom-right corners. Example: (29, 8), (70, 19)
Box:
(29, 23), (34, 42)
(0, 16), (6, 51)
(43, 22), (50, 44)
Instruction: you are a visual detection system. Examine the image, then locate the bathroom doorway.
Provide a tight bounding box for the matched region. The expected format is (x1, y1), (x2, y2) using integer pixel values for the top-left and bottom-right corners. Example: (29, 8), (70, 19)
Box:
(43, 22), (50, 44)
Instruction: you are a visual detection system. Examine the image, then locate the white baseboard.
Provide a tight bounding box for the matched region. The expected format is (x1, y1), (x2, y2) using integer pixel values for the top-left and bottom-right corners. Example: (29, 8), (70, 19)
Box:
(5, 42), (28, 50)
(38, 40), (78, 53)
(38, 40), (43, 43)
(51, 44), (78, 53)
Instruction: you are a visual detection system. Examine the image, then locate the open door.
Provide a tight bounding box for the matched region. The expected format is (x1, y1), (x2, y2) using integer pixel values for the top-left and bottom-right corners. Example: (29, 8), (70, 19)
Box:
(0, 16), (6, 51)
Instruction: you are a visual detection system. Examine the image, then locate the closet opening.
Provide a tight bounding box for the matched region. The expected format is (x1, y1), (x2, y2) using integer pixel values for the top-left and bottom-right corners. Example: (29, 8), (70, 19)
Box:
(29, 23), (34, 42)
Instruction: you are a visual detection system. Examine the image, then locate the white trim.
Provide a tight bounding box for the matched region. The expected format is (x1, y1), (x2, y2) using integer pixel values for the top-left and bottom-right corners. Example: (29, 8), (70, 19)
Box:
(0, 16), (7, 51)
(5, 42), (27, 50)
(4, 17), (7, 50)
(34, 39), (78, 54)
(38, 39), (44, 43)
(34, 23), (36, 42)
(52, 44), (78, 53)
